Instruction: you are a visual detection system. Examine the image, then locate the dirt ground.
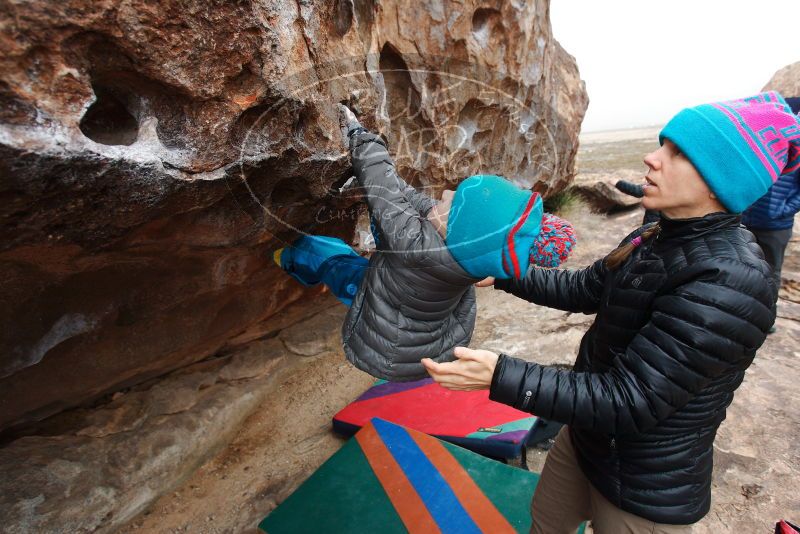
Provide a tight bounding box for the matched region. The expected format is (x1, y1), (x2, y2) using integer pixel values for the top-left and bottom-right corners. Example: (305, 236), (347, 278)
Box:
(116, 199), (800, 533)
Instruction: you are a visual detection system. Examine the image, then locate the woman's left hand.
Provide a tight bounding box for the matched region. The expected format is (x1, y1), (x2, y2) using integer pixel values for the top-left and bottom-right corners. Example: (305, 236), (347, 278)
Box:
(421, 347), (499, 391)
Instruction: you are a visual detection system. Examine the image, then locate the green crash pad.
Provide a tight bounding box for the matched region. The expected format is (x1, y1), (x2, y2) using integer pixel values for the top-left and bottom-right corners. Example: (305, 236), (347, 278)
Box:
(260, 418), (585, 534)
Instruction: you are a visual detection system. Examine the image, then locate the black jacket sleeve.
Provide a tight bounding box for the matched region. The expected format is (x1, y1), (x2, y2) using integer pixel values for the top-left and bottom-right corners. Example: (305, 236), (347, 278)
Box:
(490, 259), (773, 435)
(494, 258), (608, 314)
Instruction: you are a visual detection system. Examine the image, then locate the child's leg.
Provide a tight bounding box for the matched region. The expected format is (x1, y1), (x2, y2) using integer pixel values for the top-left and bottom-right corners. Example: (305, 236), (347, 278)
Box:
(317, 254), (369, 306)
(275, 235), (368, 306)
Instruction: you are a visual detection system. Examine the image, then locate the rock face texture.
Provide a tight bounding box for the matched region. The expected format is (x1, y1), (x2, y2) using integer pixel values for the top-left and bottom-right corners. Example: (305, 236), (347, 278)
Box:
(0, 303), (367, 534)
(0, 0), (587, 431)
(763, 61), (800, 97)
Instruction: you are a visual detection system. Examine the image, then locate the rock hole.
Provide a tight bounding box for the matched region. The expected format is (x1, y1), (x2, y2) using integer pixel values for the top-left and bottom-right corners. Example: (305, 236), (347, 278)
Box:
(449, 98), (491, 152)
(292, 105), (318, 140)
(353, 0), (374, 25)
(230, 99), (302, 157)
(79, 83), (138, 146)
(379, 42), (422, 122)
(471, 8), (504, 48)
(472, 8), (501, 33)
(352, 0), (374, 43)
(333, 0), (354, 36)
(115, 304), (138, 327)
(271, 177), (308, 206)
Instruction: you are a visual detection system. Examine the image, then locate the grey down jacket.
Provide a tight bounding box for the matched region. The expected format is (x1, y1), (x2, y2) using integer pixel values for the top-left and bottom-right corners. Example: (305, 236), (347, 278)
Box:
(341, 131), (480, 381)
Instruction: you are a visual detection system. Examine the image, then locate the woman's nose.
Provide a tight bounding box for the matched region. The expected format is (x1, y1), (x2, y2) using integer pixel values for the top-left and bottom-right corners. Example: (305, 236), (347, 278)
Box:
(643, 150), (659, 170)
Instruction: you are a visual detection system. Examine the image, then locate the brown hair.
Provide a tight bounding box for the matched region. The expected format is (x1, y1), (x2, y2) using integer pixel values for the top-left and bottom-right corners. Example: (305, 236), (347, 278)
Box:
(605, 223), (661, 270)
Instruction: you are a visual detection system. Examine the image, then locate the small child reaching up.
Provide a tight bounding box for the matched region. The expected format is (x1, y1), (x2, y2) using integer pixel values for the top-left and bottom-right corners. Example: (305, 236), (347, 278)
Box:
(274, 105), (576, 381)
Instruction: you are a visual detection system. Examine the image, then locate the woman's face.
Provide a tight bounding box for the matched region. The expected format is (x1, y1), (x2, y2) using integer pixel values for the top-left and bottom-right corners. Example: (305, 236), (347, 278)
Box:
(641, 139), (724, 218)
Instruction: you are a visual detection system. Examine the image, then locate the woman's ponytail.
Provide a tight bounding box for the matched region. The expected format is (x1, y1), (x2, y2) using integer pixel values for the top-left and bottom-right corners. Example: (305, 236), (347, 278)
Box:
(605, 223), (660, 270)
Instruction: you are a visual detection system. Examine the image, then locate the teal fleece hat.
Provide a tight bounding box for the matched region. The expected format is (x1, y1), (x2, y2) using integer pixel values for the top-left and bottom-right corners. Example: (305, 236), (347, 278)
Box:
(445, 175), (543, 279)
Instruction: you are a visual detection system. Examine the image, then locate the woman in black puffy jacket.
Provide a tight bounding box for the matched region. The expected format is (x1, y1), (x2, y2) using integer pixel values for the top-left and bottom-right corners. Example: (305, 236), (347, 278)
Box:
(423, 92), (800, 533)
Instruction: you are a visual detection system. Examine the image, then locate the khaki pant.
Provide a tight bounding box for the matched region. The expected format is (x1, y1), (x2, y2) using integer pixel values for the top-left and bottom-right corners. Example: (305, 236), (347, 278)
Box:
(530, 427), (694, 534)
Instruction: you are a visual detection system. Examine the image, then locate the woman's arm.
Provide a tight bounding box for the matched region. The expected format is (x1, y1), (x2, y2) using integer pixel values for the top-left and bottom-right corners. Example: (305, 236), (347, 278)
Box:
(494, 258), (608, 314)
(489, 260), (774, 435)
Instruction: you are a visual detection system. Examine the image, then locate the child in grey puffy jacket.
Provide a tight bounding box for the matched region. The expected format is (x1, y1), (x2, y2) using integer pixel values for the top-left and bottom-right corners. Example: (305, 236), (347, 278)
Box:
(274, 106), (575, 381)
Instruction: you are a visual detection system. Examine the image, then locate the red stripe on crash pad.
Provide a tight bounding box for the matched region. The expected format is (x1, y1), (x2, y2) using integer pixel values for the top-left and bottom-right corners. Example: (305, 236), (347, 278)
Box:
(355, 423), (440, 534)
(409, 431), (516, 534)
(337, 382), (530, 438)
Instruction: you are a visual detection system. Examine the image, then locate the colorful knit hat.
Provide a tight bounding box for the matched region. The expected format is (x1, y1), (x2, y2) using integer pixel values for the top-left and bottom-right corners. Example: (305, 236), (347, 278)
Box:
(445, 175), (576, 279)
(531, 213), (576, 268)
(659, 91), (800, 213)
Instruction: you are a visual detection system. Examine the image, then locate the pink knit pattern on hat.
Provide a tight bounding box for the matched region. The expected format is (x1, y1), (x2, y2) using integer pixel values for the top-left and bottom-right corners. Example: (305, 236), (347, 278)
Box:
(711, 92), (800, 181)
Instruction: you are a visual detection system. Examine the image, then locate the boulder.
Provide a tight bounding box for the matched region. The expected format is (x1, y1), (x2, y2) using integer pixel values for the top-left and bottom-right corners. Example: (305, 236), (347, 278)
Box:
(571, 170), (643, 212)
(0, 0), (588, 431)
(763, 61), (800, 97)
(0, 304), (365, 534)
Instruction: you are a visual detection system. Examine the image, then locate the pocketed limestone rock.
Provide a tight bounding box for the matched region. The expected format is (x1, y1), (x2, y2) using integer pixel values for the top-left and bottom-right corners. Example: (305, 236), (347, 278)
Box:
(0, 0), (588, 432)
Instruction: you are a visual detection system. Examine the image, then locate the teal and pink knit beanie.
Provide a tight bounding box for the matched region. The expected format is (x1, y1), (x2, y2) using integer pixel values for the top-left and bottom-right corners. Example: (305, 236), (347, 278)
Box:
(659, 91), (800, 213)
(446, 175), (576, 279)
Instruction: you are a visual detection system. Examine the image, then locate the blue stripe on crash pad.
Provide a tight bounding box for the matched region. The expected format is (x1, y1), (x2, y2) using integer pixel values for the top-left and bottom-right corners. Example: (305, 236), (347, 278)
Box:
(373, 418), (481, 534)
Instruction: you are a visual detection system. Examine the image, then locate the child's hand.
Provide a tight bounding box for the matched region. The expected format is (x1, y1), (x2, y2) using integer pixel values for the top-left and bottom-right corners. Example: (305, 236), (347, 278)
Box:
(339, 104), (358, 126)
(475, 277), (495, 287)
(337, 103), (365, 143)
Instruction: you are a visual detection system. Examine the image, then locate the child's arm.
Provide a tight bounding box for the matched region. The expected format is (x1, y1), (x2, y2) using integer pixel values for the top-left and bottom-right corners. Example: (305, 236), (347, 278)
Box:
(349, 130), (432, 253)
(400, 181), (437, 218)
(339, 106), (432, 210)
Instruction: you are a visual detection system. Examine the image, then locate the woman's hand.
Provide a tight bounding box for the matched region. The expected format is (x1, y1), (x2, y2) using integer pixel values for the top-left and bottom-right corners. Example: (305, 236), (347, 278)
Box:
(421, 347), (499, 391)
(475, 277), (495, 287)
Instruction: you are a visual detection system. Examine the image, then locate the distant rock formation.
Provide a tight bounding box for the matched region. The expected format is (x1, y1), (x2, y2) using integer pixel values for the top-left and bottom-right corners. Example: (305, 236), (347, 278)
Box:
(0, 0), (588, 431)
(763, 61), (800, 98)
(572, 170), (643, 213)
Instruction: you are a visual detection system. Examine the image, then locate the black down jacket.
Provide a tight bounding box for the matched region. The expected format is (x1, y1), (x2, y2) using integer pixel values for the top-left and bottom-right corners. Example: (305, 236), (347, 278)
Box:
(491, 213), (776, 524)
(341, 131), (479, 381)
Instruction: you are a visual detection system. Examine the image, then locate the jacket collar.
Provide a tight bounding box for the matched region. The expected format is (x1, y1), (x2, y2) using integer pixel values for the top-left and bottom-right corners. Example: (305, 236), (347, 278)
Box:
(656, 211), (741, 244)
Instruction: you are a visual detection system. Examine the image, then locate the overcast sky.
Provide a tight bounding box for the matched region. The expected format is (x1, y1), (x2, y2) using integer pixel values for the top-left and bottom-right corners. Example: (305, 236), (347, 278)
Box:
(550, 0), (799, 132)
